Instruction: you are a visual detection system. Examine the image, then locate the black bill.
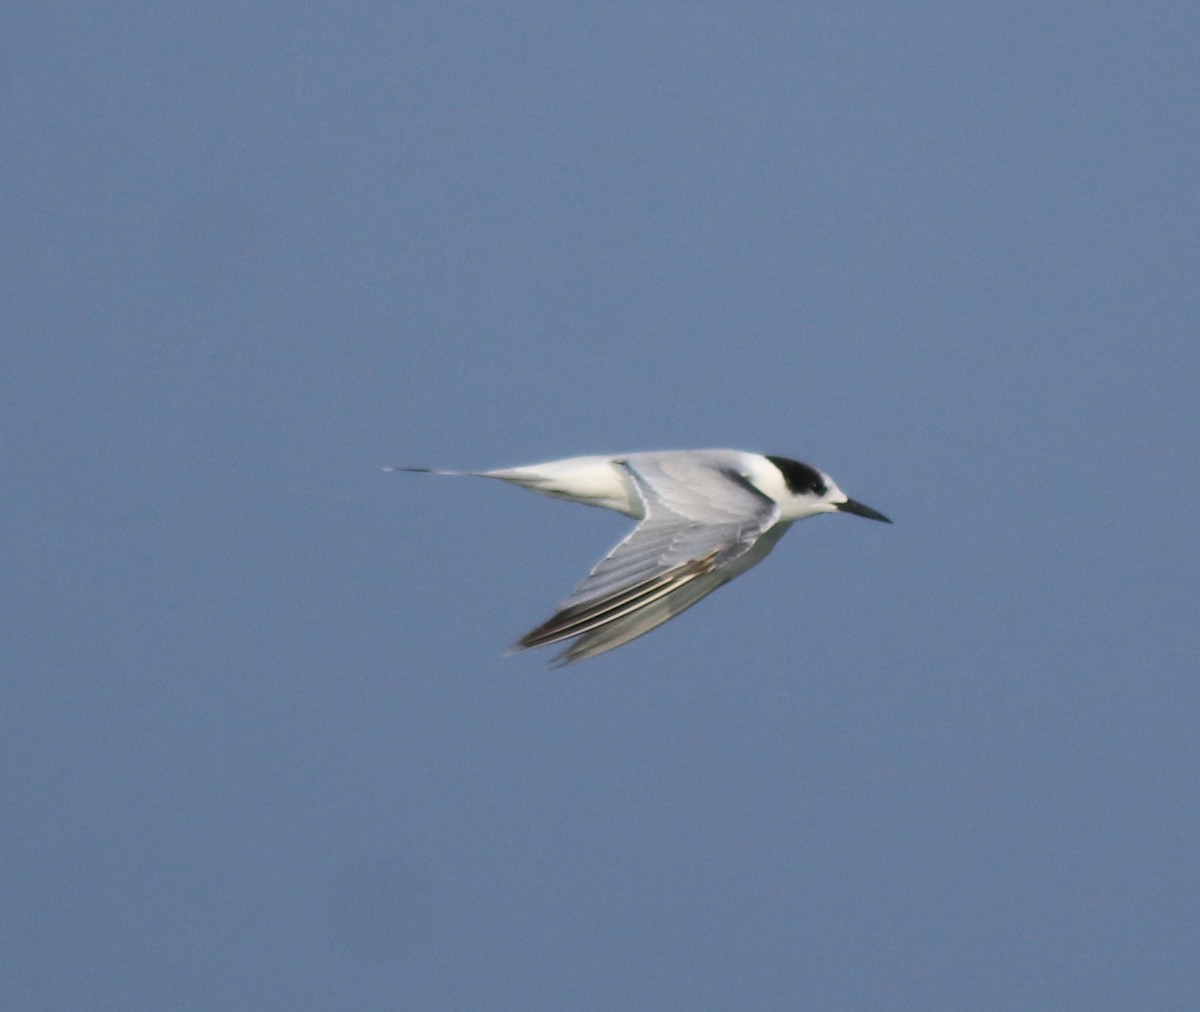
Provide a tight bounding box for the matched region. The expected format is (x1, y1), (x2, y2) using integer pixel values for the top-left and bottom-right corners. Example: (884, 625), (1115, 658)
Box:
(836, 498), (892, 524)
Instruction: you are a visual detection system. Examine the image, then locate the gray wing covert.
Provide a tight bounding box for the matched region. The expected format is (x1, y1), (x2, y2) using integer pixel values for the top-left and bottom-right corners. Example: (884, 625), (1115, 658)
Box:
(513, 456), (780, 664)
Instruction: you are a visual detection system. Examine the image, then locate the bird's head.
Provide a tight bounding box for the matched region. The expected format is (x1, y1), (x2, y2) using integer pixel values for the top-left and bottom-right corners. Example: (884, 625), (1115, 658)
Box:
(759, 455), (892, 524)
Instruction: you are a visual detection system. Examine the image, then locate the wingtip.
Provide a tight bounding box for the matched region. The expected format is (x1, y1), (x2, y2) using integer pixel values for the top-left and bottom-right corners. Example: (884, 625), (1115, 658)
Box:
(504, 637), (579, 669)
(548, 650), (577, 670)
(510, 609), (577, 653)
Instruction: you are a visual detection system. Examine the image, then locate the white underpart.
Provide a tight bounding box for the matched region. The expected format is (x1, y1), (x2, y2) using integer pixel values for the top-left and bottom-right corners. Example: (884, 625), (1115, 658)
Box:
(480, 455), (644, 516)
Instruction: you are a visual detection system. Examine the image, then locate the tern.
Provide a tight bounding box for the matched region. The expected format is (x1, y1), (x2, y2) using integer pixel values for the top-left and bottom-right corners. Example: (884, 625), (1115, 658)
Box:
(393, 450), (891, 666)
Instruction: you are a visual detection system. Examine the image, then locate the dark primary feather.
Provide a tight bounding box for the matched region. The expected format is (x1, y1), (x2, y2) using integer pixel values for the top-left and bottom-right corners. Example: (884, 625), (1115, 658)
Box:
(515, 551), (721, 650)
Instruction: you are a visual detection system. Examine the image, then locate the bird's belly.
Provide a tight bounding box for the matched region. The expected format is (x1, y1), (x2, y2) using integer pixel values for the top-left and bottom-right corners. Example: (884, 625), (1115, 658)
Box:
(484, 456), (643, 516)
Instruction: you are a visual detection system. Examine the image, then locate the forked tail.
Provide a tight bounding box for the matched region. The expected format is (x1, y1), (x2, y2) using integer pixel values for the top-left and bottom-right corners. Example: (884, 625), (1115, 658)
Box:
(384, 465), (471, 476)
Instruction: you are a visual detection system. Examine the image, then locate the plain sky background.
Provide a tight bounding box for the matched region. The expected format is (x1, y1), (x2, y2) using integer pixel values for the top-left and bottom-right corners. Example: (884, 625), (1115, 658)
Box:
(4, 2), (1198, 1009)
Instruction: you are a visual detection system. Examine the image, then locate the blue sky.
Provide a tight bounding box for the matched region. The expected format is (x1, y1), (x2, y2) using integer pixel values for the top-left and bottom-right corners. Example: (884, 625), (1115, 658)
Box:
(4, 2), (1198, 1008)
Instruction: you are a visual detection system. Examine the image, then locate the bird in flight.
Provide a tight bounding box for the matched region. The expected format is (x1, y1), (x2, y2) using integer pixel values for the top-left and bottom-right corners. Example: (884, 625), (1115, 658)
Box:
(392, 450), (891, 666)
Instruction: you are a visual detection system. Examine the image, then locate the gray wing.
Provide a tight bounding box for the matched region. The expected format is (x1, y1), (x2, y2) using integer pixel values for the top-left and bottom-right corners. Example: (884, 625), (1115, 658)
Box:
(513, 456), (783, 666)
